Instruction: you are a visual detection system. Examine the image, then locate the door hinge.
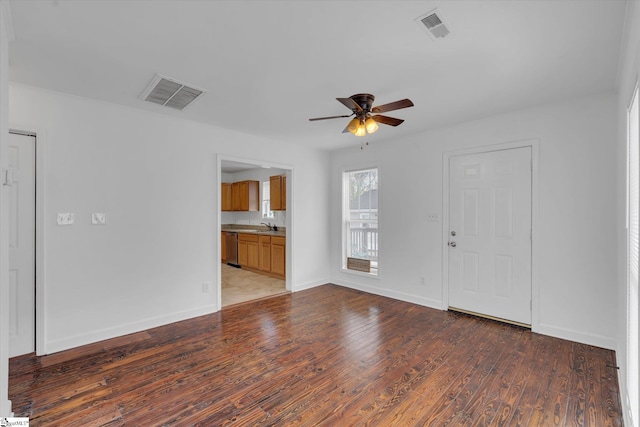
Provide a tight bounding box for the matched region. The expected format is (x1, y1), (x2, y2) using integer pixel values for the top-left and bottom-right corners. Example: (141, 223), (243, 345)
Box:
(2, 169), (13, 186)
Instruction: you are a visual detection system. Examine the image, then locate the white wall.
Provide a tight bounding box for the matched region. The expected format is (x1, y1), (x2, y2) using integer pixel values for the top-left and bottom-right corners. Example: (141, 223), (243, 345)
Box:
(616, 2), (640, 425)
(330, 91), (618, 350)
(8, 84), (331, 355)
(0, 0), (12, 416)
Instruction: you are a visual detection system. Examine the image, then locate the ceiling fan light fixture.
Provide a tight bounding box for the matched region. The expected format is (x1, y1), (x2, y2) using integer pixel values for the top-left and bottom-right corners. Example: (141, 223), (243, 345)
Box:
(365, 115), (379, 134)
(309, 93), (414, 137)
(346, 117), (360, 135)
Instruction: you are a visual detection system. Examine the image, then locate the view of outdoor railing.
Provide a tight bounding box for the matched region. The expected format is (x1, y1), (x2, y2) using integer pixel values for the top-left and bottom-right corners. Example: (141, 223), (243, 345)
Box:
(348, 226), (378, 261)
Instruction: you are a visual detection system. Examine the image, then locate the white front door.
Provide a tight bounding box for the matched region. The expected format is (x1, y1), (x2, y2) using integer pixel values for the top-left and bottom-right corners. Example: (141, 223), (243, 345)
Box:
(8, 132), (36, 357)
(448, 147), (532, 325)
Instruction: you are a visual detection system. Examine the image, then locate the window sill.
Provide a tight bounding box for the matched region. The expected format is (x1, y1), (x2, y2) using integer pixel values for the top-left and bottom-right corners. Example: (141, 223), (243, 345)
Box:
(340, 268), (379, 279)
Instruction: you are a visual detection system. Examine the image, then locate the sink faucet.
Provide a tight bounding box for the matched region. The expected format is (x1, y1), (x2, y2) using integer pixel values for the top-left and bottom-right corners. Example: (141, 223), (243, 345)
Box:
(261, 222), (273, 231)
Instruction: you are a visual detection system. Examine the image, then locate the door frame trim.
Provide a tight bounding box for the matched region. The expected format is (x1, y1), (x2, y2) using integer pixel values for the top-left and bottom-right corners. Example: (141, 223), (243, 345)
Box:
(442, 139), (540, 330)
(216, 154), (294, 311)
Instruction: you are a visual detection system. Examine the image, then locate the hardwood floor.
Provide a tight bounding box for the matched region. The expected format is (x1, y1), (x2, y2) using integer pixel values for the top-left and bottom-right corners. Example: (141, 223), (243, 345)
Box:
(221, 263), (287, 307)
(9, 284), (623, 426)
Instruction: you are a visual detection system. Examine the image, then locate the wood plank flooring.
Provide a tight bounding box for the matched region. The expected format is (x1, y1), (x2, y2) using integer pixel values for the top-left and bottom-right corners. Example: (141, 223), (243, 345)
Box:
(9, 284), (623, 426)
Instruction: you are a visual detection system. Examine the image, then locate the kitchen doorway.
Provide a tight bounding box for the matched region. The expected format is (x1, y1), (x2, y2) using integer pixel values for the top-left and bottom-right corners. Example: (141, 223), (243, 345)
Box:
(217, 157), (292, 308)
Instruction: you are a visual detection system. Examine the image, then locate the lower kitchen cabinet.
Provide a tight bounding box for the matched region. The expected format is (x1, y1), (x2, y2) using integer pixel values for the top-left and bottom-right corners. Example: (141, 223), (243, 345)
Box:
(238, 240), (247, 266)
(235, 233), (285, 279)
(221, 232), (227, 262)
(238, 233), (259, 269)
(259, 236), (271, 272)
(271, 236), (286, 278)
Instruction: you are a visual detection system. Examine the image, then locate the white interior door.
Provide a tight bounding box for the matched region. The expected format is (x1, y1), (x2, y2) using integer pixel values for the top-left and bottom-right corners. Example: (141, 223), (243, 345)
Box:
(8, 132), (36, 357)
(448, 147), (532, 325)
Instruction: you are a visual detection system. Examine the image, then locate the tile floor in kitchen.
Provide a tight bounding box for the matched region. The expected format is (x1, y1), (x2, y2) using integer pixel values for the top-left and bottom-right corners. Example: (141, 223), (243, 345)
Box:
(221, 263), (287, 307)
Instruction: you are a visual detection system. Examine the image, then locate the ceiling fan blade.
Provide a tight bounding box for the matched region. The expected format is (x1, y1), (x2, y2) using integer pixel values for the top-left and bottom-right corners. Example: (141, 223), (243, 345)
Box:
(371, 98), (414, 114)
(309, 114), (352, 121)
(372, 115), (405, 127)
(337, 97), (363, 112)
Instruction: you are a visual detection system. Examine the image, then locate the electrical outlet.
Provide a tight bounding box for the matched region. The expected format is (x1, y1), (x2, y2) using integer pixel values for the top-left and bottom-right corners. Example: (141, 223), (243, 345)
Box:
(91, 213), (107, 225)
(420, 276), (426, 286)
(57, 213), (74, 225)
(202, 282), (211, 293)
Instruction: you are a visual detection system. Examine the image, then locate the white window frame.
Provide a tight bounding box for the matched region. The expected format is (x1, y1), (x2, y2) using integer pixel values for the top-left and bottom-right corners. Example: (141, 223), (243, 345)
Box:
(342, 166), (379, 277)
(628, 80), (640, 427)
(262, 180), (274, 219)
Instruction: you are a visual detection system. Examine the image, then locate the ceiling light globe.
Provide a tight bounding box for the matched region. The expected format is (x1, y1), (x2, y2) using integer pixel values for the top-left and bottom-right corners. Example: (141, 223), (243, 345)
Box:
(346, 118), (360, 134)
(365, 116), (379, 134)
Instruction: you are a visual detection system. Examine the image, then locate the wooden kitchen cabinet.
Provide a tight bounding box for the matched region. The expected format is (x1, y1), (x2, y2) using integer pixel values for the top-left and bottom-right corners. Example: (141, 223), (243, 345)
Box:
(237, 239), (247, 266)
(221, 232), (227, 262)
(230, 180), (260, 211)
(259, 235), (271, 272)
(269, 175), (286, 211)
(221, 183), (232, 211)
(236, 233), (285, 279)
(271, 236), (286, 278)
(247, 241), (259, 269)
(238, 233), (259, 269)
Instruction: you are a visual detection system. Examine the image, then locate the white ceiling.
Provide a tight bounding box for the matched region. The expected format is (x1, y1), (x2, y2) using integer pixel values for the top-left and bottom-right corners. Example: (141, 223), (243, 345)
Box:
(7, 0), (628, 151)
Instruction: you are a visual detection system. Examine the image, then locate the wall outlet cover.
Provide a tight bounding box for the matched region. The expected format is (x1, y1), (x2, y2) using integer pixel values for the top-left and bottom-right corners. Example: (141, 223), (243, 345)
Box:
(57, 213), (74, 225)
(92, 213), (107, 225)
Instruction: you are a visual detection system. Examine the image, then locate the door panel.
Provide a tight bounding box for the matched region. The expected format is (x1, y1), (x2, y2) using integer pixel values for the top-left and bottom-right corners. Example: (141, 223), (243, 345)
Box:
(449, 147), (532, 325)
(8, 132), (36, 357)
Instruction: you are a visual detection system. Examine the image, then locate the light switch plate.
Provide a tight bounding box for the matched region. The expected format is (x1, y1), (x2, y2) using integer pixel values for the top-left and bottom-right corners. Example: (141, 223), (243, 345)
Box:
(57, 213), (74, 225)
(427, 213), (439, 222)
(91, 213), (107, 225)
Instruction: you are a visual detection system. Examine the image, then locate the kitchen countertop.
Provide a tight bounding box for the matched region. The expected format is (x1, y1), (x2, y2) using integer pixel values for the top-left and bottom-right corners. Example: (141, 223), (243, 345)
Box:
(221, 224), (286, 237)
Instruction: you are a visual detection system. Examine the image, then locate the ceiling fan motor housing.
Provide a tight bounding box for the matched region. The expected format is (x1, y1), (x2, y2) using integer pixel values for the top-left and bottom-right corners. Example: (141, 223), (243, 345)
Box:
(351, 93), (375, 115)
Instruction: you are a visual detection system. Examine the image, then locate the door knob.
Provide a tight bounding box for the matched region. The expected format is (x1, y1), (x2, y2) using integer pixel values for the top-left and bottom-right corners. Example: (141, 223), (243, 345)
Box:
(448, 241), (457, 247)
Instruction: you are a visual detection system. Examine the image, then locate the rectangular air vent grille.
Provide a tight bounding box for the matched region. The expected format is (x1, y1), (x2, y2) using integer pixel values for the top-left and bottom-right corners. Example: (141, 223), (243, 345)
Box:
(141, 75), (205, 111)
(416, 9), (450, 40)
(421, 13), (443, 29)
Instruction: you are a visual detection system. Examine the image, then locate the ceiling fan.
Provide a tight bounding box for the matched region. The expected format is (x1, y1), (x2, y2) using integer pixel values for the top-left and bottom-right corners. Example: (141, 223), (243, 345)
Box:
(309, 93), (414, 136)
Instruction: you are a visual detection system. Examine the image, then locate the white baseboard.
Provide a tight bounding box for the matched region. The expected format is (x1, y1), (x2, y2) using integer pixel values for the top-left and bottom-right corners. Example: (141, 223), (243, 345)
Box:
(534, 323), (617, 350)
(45, 304), (218, 355)
(292, 279), (328, 292)
(333, 280), (617, 351)
(332, 279), (445, 311)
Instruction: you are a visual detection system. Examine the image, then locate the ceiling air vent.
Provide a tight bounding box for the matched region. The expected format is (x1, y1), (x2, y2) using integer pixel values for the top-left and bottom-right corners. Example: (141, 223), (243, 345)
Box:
(415, 9), (450, 40)
(140, 74), (205, 111)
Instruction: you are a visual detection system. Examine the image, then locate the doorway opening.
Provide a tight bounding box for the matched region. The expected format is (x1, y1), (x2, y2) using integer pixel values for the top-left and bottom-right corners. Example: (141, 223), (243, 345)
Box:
(217, 157), (292, 308)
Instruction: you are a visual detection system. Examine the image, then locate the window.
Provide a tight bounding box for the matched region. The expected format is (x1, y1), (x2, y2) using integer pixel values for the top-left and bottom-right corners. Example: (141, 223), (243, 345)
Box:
(262, 181), (274, 219)
(628, 82), (640, 426)
(343, 167), (378, 275)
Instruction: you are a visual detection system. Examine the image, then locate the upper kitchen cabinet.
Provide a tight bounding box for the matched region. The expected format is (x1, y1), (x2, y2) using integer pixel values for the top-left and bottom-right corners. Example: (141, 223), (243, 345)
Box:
(221, 183), (232, 211)
(232, 180), (260, 211)
(222, 180), (259, 211)
(270, 175), (286, 211)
